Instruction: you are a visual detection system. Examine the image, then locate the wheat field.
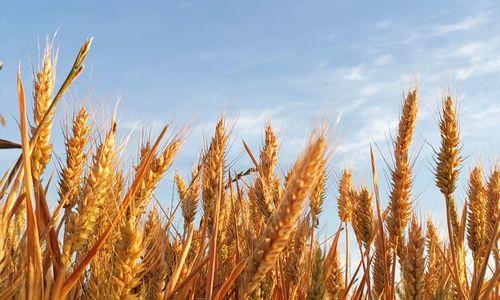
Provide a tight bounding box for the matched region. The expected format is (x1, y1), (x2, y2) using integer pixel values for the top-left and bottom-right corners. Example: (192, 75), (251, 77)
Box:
(0, 38), (498, 300)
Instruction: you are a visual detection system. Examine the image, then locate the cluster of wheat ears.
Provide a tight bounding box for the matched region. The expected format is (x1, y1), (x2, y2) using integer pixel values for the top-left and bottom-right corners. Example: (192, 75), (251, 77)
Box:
(0, 37), (498, 300)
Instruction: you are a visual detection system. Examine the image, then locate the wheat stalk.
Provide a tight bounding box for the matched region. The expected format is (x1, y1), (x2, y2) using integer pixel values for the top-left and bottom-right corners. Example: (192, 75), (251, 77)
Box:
(434, 95), (467, 294)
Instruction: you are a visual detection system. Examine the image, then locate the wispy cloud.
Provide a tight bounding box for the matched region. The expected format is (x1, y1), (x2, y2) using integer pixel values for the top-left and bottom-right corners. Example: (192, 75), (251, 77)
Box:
(373, 54), (393, 66)
(462, 104), (500, 137)
(336, 105), (398, 164)
(433, 13), (488, 36)
(339, 65), (365, 80)
(234, 107), (286, 137)
(273, 4), (500, 177)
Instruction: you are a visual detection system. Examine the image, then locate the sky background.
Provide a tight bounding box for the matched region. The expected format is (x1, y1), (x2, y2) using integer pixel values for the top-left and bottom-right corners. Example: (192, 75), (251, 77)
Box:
(1, 0), (499, 255)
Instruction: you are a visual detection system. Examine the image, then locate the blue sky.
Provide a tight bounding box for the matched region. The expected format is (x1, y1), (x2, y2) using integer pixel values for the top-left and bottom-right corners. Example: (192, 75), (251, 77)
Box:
(1, 1), (499, 244)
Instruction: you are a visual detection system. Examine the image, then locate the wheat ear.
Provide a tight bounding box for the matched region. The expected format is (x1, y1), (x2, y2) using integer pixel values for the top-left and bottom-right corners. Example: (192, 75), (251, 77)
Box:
(110, 218), (143, 298)
(435, 95), (461, 244)
(326, 244), (344, 300)
(337, 169), (354, 222)
(202, 116), (227, 235)
(253, 124), (279, 219)
(32, 40), (57, 180)
(466, 166), (487, 265)
(387, 88), (418, 252)
(485, 168), (499, 260)
(241, 134), (326, 296)
(310, 157), (326, 227)
(402, 217), (425, 300)
(372, 230), (388, 299)
(142, 208), (168, 299)
(176, 167), (201, 229)
(424, 219), (444, 298)
(352, 187), (375, 248)
(61, 123), (117, 267)
(307, 246), (326, 300)
(59, 107), (90, 211)
(134, 133), (184, 220)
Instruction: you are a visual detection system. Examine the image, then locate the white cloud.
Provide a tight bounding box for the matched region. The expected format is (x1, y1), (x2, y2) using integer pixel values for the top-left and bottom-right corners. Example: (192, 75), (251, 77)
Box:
(360, 84), (381, 97)
(454, 58), (500, 80)
(468, 105), (500, 121)
(122, 119), (164, 130)
(234, 107), (286, 137)
(336, 105), (397, 158)
(433, 13), (487, 36)
(454, 42), (485, 61)
(462, 105), (500, 137)
(374, 19), (393, 30)
(373, 54), (393, 66)
(340, 65), (364, 80)
(325, 33), (337, 42)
